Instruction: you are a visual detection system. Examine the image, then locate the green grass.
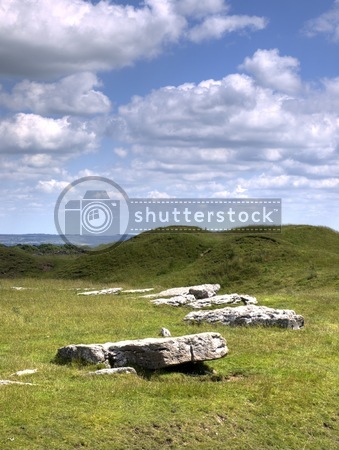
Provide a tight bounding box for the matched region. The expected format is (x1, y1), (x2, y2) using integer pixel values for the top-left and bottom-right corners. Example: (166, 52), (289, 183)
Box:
(48, 226), (339, 291)
(0, 278), (338, 449)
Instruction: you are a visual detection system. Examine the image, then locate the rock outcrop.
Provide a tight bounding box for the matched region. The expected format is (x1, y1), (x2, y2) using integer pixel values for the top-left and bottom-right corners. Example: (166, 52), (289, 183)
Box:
(184, 305), (304, 329)
(56, 332), (228, 370)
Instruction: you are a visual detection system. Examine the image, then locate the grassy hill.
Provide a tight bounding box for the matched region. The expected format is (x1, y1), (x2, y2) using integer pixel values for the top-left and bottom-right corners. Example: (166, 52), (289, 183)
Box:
(1, 226), (338, 449)
(1, 225), (338, 292)
(54, 225), (339, 292)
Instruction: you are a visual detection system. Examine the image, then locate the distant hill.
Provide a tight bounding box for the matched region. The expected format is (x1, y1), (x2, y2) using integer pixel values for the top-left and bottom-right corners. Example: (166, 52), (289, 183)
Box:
(54, 225), (339, 291)
(1, 225), (338, 292)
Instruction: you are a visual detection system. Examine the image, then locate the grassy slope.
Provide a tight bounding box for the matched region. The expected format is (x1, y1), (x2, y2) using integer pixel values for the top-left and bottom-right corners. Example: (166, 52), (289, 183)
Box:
(0, 280), (338, 450)
(0, 226), (338, 449)
(53, 225), (339, 292)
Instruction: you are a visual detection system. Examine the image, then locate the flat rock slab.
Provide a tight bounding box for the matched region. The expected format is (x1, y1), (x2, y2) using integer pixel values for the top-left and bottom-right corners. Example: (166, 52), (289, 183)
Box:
(56, 332), (228, 370)
(144, 284), (220, 299)
(11, 369), (38, 377)
(151, 293), (257, 308)
(121, 288), (154, 294)
(87, 367), (137, 375)
(184, 305), (304, 329)
(77, 288), (122, 296)
(0, 380), (35, 386)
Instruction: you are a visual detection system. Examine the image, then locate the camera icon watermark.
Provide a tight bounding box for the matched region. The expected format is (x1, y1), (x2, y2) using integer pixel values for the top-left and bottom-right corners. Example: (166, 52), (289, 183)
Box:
(54, 176), (281, 253)
(64, 191), (120, 236)
(54, 176), (129, 252)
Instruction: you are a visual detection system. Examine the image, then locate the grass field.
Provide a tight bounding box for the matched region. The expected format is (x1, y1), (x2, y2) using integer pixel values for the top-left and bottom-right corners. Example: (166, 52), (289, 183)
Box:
(0, 276), (338, 449)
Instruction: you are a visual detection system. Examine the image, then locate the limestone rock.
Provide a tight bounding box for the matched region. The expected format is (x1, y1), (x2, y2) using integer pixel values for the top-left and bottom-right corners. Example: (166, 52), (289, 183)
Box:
(151, 293), (257, 308)
(106, 333), (227, 369)
(56, 332), (228, 370)
(11, 369), (38, 377)
(160, 327), (171, 337)
(184, 305), (304, 329)
(0, 380), (35, 386)
(77, 288), (122, 296)
(188, 284), (220, 299)
(87, 367), (137, 375)
(122, 288), (154, 294)
(144, 284), (220, 299)
(151, 294), (195, 306)
(56, 344), (110, 366)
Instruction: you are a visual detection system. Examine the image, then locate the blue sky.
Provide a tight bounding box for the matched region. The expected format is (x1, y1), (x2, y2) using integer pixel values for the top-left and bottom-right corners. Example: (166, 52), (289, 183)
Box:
(0, 0), (338, 233)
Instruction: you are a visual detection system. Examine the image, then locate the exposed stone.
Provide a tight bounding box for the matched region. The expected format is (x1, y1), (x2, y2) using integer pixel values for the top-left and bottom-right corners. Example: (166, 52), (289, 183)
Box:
(151, 294), (195, 306)
(77, 288), (122, 296)
(151, 293), (257, 308)
(56, 332), (228, 370)
(184, 305), (304, 329)
(143, 284), (220, 299)
(11, 369), (38, 376)
(56, 344), (110, 366)
(160, 327), (171, 337)
(122, 288), (154, 294)
(188, 284), (220, 299)
(0, 380), (35, 386)
(87, 367), (137, 375)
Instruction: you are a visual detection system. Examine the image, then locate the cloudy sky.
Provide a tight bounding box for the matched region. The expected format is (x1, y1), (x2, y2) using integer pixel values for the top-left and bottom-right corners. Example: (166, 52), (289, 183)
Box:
(0, 0), (339, 233)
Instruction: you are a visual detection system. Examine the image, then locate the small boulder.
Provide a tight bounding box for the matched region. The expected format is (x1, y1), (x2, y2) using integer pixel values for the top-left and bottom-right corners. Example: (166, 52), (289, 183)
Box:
(56, 344), (109, 366)
(160, 327), (171, 337)
(188, 284), (220, 299)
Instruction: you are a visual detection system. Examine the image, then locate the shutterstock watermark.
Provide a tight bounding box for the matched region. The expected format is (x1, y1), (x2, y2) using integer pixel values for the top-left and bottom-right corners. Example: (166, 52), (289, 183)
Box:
(54, 177), (281, 252)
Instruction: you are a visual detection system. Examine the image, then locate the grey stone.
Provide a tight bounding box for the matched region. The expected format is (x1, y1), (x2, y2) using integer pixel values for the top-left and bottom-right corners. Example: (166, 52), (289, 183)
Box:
(77, 288), (122, 296)
(184, 305), (304, 329)
(56, 332), (228, 370)
(151, 293), (257, 308)
(0, 380), (35, 386)
(144, 284), (220, 299)
(188, 284), (221, 299)
(160, 327), (171, 337)
(56, 344), (110, 366)
(87, 367), (137, 375)
(151, 294), (196, 306)
(122, 288), (154, 294)
(11, 369), (38, 377)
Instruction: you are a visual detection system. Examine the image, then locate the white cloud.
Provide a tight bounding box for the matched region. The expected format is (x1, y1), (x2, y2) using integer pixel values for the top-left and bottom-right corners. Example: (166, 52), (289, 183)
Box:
(147, 190), (172, 198)
(0, 113), (97, 153)
(0, 73), (111, 115)
(36, 179), (69, 193)
(110, 48), (339, 204)
(304, 0), (339, 41)
(188, 14), (267, 42)
(239, 49), (301, 94)
(0, 0), (266, 77)
(173, 0), (228, 18)
(114, 147), (128, 158)
(117, 69), (338, 163)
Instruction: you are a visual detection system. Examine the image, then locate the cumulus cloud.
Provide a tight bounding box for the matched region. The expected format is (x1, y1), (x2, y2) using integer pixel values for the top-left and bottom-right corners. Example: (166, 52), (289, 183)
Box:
(188, 14), (267, 43)
(0, 0), (266, 77)
(36, 179), (69, 193)
(0, 114), (98, 153)
(239, 49), (301, 94)
(303, 0), (339, 41)
(0, 73), (111, 115)
(113, 49), (339, 195)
